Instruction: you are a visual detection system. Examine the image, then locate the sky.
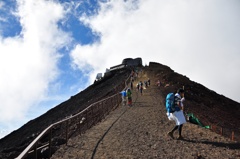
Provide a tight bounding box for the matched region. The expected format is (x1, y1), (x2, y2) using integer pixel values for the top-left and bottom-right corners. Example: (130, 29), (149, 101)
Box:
(0, 0), (240, 138)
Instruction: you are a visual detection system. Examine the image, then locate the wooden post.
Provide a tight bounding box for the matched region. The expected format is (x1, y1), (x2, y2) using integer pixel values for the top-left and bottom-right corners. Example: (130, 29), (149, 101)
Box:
(220, 127), (223, 135)
(66, 120), (69, 145)
(34, 142), (38, 159)
(97, 103), (100, 123)
(80, 116), (83, 135)
(232, 131), (234, 141)
(117, 94), (119, 105)
(212, 125), (215, 131)
(91, 106), (94, 126)
(111, 97), (114, 109)
(86, 109), (89, 129)
(49, 128), (52, 158)
(101, 102), (103, 118)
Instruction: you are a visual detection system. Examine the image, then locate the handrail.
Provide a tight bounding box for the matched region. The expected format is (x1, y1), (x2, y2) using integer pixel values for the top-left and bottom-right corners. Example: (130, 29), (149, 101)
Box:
(16, 71), (131, 159)
(16, 94), (118, 159)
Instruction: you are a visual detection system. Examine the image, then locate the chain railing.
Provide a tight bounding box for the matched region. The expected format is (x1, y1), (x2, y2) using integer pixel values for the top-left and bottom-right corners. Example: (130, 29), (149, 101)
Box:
(16, 72), (131, 159)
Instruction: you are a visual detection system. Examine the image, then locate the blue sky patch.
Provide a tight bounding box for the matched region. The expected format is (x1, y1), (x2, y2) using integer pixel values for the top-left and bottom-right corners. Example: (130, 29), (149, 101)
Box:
(0, 0), (22, 37)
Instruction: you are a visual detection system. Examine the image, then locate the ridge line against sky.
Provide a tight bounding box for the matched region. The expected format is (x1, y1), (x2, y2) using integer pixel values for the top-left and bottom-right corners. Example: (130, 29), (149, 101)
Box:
(0, 0), (240, 139)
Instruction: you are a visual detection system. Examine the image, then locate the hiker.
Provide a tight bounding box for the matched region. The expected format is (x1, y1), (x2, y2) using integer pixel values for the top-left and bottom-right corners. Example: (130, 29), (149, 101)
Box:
(167, 88), (186, 140)
(148, 78), (150, 86)
(127, 88), (132, 106)
(144, 81), (148, 88)
(139, 81), (143, 95)
(130, 80), (133, 90)
(156, 80), (161, 87)
(131, 76), (134, 82)
(120, 90), (127, 106)
(136, 83), (140, 92)
(131, 70), (135, 78)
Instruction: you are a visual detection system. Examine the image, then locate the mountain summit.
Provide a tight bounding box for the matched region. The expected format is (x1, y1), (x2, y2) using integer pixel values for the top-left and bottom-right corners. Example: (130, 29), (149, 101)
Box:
(0, 61), (239, 159)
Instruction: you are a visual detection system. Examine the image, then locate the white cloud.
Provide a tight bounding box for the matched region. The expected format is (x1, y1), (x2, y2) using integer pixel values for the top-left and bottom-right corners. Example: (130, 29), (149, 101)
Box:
(0, 1), (6, 28)
(0, 0), (71, 138)
(71, 0), (240, 102)
(0, 1), (4, 9)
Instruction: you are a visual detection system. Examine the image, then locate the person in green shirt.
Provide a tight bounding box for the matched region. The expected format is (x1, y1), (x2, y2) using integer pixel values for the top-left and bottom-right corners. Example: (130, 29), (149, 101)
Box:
(127, 88), (132, 106)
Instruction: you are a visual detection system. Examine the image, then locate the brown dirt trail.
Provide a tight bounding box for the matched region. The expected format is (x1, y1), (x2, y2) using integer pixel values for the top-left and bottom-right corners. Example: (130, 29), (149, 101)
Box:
(51, 71), (240, 159)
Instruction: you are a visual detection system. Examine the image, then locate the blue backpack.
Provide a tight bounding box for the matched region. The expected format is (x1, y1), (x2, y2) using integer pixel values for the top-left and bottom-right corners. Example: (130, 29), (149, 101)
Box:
(166, 93), (175, 113)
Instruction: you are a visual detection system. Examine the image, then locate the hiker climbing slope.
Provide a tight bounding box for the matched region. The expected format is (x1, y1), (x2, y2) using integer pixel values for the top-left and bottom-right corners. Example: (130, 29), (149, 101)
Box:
(127, 88), (132, 106)
(166, 88), (186, 140)
(120, 90), (127, 106)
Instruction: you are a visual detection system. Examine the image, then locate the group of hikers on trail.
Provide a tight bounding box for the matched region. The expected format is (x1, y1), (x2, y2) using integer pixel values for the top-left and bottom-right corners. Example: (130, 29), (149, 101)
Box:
(136, 81), (143, 95)
(121, 68), (187, 139)
(121, 68), (149, 106)
(136, 78), (150, 95)
(119, 69), (207, 141)
(120, 88), (132, 106)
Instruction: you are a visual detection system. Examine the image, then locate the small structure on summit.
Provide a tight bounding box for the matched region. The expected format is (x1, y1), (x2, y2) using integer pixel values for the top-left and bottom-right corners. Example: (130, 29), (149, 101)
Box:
(95, 73), (103, 81)
(109, 57), (142, 71)
(95, 57), (143, 82)
(122, 58), (142, 67)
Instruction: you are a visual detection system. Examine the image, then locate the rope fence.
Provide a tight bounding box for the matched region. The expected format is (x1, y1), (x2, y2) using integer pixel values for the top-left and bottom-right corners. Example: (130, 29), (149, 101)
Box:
(191, 112), (240, 142)
(210, 124), (240, 142)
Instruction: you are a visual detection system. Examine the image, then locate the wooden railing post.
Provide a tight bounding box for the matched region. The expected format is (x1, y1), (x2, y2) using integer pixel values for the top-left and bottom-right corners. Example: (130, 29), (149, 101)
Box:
(232, 131), (234, 141)
(117, 94), (119, 105)
(91, 106), (94, 126)
(101, 102), (103, 118)
(111, 98), (115, 108)
(66, 120), (69, 145)
(49, 128), (52, 158)
(97, 103), (100, 123)
(34, 142), (38, 159)
(86, 109), (89, 129)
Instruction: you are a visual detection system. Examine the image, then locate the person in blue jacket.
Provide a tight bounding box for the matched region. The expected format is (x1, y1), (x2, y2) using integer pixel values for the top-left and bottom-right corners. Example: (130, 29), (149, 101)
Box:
(120, 90), (127, 106)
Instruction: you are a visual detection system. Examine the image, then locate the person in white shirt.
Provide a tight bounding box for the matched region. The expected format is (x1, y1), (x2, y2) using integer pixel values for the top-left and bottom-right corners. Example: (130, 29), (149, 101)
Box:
(167, 88), (186, 140)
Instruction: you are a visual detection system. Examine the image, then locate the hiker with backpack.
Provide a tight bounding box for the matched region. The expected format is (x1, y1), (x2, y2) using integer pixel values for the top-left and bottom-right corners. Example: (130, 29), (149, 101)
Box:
(166, 88), (186, 140)
(120, 90), (127, 106)
(127, 88), (132, 106)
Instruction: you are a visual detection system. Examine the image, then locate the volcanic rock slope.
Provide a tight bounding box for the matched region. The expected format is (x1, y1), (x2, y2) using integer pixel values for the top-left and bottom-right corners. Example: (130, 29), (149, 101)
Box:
(52, 62), (240, 159)
(0, 69), (130, 159)
(1, 62), (240, 159)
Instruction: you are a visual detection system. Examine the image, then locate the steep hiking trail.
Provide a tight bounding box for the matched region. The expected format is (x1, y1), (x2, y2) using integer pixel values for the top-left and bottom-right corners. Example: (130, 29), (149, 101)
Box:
(51, 70), (240, 159)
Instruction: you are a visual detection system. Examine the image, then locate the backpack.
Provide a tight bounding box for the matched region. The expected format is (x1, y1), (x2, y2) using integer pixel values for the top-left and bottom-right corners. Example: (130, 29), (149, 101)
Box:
(166, 93), (175, 113)
(122, 91), (127, 97)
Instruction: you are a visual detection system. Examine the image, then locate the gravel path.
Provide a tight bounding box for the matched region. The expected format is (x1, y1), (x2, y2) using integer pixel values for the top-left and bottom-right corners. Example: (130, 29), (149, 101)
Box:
(51, 73), (240, 159)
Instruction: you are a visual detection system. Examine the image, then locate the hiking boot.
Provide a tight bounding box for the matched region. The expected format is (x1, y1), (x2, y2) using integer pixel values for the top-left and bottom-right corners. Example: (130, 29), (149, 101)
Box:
(177, 135), (183, 140)
(167, 131), (174, 139)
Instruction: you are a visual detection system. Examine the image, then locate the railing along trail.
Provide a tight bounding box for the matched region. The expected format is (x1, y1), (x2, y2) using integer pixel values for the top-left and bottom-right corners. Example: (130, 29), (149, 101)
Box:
(16, 73), (131, 159)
